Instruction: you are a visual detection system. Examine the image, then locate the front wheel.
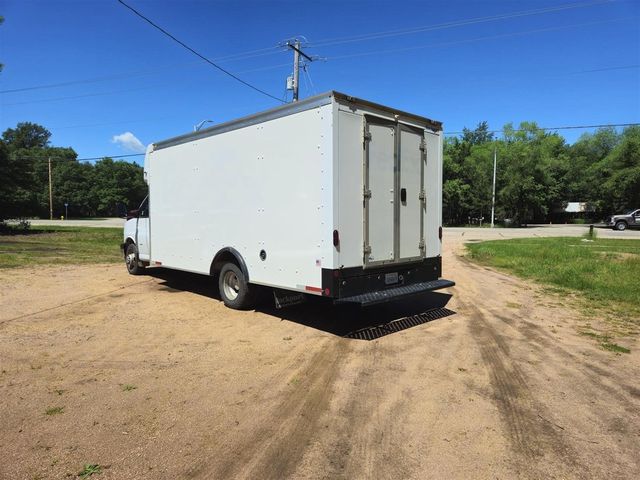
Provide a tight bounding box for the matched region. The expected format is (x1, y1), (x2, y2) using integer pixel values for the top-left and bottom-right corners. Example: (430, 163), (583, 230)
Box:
(218, 263), (256, 310)
(615, 221), (627, 231)
(125, 243), (144, 275)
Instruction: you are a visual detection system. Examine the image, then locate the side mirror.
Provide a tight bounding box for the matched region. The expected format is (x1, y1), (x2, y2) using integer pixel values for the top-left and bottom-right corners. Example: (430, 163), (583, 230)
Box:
(126, 209), (139, 221)
(116, 202), (128, 218)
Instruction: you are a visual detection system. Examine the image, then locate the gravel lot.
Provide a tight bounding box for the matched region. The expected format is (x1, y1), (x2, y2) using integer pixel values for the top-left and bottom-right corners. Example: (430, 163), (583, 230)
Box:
(0, 226), (638, 479)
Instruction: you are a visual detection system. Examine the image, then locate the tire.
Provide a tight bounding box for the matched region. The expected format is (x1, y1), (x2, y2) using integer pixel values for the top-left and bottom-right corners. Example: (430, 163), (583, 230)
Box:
(615, 221), (627, 231)
(125, 243), (144, 275)
(218, 262), (256, 310)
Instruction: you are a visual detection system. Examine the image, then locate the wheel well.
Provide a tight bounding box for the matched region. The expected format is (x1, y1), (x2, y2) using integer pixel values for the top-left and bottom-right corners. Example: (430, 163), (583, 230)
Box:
(210, 247), (249, 281)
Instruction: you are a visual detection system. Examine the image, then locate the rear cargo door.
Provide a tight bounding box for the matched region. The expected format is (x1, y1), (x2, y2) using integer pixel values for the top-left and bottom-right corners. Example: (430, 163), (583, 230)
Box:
(364, 119), (396, 265)
(398, 125), (425, 262)
(364, 117), (425, 267)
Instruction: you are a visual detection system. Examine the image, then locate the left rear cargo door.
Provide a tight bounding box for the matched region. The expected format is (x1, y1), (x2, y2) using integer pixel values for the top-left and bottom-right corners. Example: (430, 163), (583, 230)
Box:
(363, 118), (396, 266)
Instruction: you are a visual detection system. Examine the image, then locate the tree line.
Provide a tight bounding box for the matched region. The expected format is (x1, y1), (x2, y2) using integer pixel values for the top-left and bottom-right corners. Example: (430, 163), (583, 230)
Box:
(0, 122), (147, 220)
(1, 120), (638, 225)
(444, 122), (640, 225)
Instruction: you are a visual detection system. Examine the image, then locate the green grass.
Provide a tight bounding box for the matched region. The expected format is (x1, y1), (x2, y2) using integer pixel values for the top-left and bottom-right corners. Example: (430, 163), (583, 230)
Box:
(0, 226), (122, 268)
(45, 406), (64, 416)
(466, 236), (640, 334)
(580, 331), (631, 354)
(121, 384), (137, 392)
(78, 464), (101, 478)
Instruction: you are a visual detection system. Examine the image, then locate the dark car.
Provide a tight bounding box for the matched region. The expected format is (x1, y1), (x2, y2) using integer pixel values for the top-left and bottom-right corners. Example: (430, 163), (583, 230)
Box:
(606, 209), (640, 231)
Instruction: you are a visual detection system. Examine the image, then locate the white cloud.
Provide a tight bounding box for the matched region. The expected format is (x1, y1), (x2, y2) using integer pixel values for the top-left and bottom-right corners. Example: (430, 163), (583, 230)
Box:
(111, 131), (146, 153)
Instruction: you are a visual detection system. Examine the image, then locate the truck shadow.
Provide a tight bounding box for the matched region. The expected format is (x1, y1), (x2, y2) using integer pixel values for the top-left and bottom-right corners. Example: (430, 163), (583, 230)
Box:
(147, 268), (456, 340)
(259, 294), (455, 340)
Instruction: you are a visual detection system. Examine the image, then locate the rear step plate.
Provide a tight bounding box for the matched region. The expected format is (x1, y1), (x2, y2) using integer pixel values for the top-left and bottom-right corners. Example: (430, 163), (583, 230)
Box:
(334, 279), (455, 306)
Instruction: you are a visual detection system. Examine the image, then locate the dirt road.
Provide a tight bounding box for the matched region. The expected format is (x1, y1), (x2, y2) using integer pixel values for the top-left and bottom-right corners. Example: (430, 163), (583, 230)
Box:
(1, 234), (639, 479)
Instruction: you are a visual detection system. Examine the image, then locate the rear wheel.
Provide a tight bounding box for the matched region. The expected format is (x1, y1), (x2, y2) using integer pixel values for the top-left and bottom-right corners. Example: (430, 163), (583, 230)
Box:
(615, 221), (627, 231)
(218, 263), (256, 310)
(125, 243), (144, 275)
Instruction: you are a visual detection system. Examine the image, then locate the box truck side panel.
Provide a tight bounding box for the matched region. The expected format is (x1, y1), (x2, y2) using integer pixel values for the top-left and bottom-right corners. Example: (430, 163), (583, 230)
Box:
(148, 104), (334, 292)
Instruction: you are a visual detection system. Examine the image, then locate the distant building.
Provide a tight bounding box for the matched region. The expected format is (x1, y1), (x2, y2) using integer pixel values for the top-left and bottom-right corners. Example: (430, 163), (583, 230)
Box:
(563, 202), (595, 214)
(552, 201), (596, 223)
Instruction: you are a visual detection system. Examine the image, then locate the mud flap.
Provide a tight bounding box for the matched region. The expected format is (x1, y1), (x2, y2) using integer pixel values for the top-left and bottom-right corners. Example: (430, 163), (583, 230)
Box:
(273, 289), (306, 309)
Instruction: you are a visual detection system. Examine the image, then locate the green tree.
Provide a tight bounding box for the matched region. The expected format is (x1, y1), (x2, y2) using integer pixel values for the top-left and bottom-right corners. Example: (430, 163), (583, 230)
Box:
(443, 122), (495, 224)
(498, 122), (565, 224)
(51, 160), (95, 217)
(2, 122), (51, 149)
(462, 120), (494, 145)
(597, 126), (640, 213)
(1, 122), (147, 219)
(89, 158), (146, 216)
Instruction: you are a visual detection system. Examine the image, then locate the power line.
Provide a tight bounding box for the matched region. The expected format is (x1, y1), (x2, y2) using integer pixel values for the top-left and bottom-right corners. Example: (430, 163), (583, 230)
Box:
(12, 153), (145, 163)
(0, 50), (281, 95)
(116, 0), (284, 103)
(0, 1), (622, 99)
(327, 17), (631, 61)
(444, 122), (640, 136)
(1, 63), (291, 107)
(574, 64), (640, 73)
(78, 153), (145, 161)
(310, 0), (613, 47)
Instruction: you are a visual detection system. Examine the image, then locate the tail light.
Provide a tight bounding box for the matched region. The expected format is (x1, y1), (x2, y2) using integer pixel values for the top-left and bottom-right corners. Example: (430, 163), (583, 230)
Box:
(333, 229), (340, 247)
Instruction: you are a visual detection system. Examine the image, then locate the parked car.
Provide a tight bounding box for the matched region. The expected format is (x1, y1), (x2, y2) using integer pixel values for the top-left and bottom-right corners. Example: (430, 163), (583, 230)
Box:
(606, 209), (640, 231)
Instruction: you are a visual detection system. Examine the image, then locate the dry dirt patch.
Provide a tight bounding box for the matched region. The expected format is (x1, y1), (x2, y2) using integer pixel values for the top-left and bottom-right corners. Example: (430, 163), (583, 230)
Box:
(1, 244), (639, 479)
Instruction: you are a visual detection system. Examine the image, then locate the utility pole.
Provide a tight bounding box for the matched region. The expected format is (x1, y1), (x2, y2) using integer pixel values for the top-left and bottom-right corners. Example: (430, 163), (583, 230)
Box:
(491, 146), (497, 228)
(285, 39), (313, 102)
(48, 157), (53, 220)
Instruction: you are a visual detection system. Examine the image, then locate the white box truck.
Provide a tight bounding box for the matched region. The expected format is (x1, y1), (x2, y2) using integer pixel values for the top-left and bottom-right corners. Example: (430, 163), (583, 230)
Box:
(122, 91), (454, 309)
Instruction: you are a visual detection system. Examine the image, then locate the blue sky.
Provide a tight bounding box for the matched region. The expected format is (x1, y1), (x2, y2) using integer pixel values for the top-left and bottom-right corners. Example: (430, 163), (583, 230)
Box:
(1, 0), (639, 162)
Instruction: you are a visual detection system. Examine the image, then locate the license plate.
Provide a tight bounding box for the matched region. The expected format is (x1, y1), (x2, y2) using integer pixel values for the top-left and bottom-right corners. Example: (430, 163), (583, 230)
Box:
(385, 272), (399, 285)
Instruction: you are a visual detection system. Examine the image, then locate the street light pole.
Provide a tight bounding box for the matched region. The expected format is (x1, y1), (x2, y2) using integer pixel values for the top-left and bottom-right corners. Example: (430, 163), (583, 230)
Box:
(491, 146), (497, 228)
(48, 157), (53, 220)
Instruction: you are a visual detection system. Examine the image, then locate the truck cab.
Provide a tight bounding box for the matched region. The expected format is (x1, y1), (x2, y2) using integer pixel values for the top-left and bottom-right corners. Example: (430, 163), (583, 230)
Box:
(122, 196), (150, 274)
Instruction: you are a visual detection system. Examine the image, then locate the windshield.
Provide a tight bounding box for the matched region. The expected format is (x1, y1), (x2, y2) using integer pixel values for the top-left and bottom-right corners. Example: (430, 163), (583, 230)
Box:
(624, 209), (638, 215)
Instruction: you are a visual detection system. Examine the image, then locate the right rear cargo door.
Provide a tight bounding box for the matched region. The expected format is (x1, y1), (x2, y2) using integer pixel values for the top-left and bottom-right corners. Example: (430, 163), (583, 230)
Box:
(398, 125), (425, 262)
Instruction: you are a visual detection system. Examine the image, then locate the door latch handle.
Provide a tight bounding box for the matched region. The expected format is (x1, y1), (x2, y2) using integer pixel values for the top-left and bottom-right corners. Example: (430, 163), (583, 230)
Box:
(400, 188), (407, 203)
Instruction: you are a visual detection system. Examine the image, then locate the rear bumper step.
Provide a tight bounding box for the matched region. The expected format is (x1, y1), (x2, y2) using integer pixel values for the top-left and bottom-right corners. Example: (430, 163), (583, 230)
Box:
(334, 279), (455, 306)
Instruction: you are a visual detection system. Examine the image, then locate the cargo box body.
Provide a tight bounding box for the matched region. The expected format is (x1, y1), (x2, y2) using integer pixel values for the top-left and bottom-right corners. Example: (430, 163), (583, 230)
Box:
(137, 91), (452, 304)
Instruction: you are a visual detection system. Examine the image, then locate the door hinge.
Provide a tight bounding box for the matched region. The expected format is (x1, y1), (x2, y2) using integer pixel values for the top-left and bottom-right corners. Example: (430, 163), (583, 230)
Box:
(363, 188), (372, 199)
(364, 132), (372, 141)
(363, 244), (372, 255)
(419, 189), (426, 202)
(419, 239), (425, 251)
